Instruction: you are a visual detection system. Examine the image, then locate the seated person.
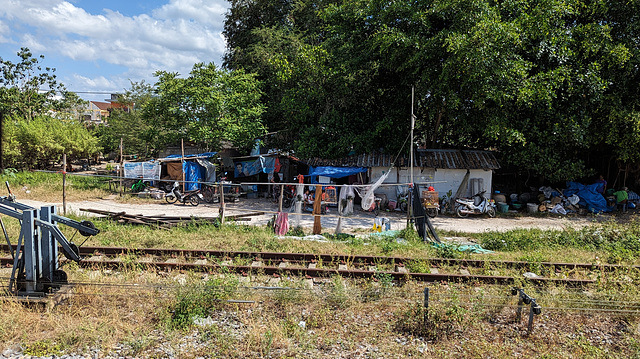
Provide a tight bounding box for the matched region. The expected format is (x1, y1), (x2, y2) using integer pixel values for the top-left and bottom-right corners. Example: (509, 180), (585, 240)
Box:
(303, 190), (314, 211)
(613, 187), (628, 205)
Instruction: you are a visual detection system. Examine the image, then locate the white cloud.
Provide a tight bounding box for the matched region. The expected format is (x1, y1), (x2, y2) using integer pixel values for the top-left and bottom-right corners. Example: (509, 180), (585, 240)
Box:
(0, 20), (10, 43)
(153, 0), (228, 27)
(0, 0), (228, 78)
(71, 74), (118, 90)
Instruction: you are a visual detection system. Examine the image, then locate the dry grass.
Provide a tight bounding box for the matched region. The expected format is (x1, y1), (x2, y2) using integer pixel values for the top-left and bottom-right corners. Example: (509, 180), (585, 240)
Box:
(1, 175), (640, 357)
(1, 266), (639, 358)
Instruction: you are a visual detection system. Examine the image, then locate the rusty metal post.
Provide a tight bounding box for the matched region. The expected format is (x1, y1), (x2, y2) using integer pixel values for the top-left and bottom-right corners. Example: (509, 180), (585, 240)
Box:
(528, 304), (535, 333)
(423, 287), (429, 326)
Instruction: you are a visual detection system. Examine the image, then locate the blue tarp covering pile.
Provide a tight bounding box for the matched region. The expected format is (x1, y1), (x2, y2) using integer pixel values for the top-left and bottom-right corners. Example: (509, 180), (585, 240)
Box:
(564, 181), (612, 213)
(308, 166), (368, 179)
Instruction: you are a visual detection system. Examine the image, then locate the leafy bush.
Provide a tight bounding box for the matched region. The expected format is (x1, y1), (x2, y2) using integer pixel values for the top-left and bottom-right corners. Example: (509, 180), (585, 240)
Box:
(168, 275), (239, 330)
(3, 115), (99, 169)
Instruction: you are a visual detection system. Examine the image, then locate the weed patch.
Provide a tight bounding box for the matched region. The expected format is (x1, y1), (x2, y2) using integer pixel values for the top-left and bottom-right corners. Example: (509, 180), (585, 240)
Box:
(167, 275), (240, 330)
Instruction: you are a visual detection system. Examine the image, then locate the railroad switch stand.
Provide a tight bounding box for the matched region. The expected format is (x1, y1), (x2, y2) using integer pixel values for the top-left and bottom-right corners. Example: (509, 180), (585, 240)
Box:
(511, 287), (542, 333)
(1, 196), (99, 297)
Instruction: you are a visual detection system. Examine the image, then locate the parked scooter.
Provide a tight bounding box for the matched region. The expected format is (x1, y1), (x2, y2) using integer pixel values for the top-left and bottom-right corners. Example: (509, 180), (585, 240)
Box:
(165, 182), (203, 206)
(455, 191), (496, 218)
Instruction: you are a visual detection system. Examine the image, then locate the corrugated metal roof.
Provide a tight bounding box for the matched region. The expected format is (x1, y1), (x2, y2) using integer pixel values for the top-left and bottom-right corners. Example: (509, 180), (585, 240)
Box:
(306, 149), (500, 170)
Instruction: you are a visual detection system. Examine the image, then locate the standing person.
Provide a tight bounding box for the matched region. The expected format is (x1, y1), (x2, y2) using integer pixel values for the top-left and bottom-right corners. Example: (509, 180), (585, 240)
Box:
(594, 175), (607, 195)
(270, 171), (281, 201)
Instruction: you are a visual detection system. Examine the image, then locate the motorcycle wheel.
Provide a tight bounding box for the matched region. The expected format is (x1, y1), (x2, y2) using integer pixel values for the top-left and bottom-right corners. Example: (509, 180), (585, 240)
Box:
(188, 196), (200, 206)
(487, 207), (496, 218)
(399, 201), (408, 212)
(283, 197), (292, 208)
(426, 208), (437, 218)
(456, 206), (469, 218)
(165, 193), (178, 204)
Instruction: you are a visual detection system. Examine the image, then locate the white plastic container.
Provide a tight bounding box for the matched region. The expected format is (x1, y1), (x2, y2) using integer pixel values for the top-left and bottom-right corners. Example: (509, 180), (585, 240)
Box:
(527, 203), (538, 214)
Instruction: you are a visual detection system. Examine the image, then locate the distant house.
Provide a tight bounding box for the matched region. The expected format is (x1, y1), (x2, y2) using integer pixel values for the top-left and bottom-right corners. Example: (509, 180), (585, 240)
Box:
(82, 94), (132, 125)
(305, 149), (501, 201)
(83, 101), (111, 125)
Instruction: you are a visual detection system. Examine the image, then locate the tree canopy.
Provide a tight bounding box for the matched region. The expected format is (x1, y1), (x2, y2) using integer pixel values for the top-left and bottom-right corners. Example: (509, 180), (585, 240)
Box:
(142, 62), (266, 154)
(224, 0), (640, 181)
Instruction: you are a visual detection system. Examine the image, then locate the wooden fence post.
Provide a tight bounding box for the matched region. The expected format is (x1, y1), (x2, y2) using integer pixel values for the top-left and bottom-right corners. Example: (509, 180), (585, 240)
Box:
(62, 154), (67, 215)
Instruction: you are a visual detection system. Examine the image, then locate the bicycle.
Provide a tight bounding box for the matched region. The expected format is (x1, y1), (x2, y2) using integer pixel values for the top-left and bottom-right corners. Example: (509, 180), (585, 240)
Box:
(200, 183), (217, 204)
(131, 178), (150, 193)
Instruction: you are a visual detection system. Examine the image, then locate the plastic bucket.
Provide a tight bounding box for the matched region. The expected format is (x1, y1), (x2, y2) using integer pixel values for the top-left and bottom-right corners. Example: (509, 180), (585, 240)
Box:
(497, 202), (509, 213)
(527, 203), (538, 214)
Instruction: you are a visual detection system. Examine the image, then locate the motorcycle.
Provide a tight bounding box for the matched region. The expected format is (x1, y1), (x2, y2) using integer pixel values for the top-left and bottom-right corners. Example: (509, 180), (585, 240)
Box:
(165, 182), (203, 206)
(455, 190), (496, 218)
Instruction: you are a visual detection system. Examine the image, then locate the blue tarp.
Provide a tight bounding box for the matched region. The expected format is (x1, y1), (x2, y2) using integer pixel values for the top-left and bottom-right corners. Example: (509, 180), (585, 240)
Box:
(165, 152), (217, 160)
(564, 181), (612, 213)
(308, 166), (368, 179)
(183, 161), (205, 191)
(234, 157), (276, 177)
(163, 152), (217, 191)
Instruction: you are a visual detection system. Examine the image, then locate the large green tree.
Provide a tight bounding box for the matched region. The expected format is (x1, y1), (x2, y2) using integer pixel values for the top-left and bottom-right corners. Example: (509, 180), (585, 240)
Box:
(225, 0), (414, 159)
(143, 62), (266, 153)
(224, 0), (640, 182)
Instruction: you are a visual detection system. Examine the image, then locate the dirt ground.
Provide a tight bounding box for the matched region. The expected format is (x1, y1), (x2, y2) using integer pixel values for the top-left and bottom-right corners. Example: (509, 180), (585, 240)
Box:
(20, 197), (608, 234)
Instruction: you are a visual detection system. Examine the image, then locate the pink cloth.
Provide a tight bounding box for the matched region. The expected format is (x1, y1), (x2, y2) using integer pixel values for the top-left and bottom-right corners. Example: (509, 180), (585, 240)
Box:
(274, 212), (289, 236)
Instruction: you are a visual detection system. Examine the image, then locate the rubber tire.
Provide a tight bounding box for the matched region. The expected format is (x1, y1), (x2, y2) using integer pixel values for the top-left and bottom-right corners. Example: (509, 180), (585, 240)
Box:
(283, 197), (292, 209)
(487, 207), (496, 218)
(188, 196), (200, 206)
(456, 206), (469, 218)
(441, 201), (451, 214)
(165, 193), (178, 204)
(399, 202), (408, 213)
(426, 208), (437, 218)
(202, 188), (215, 203)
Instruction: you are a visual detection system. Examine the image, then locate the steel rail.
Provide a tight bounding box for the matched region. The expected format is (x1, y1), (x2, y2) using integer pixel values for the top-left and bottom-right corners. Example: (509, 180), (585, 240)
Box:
(0, 256), (595, 286)
(2, 244), (636, 271)
(73, 259), (594, 287)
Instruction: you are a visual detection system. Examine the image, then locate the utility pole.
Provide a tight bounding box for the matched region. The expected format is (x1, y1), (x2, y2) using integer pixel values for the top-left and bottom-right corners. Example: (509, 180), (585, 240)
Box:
(410, 86), (415, 184)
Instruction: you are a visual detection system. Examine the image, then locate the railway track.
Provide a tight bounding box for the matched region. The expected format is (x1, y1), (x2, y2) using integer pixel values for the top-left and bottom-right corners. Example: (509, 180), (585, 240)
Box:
(2, 244), (634, 287)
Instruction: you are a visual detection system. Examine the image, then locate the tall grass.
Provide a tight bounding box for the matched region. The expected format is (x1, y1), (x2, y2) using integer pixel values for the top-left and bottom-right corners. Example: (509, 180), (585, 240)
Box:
(477, 220), (640, 264)
(0, 170), (110, 202)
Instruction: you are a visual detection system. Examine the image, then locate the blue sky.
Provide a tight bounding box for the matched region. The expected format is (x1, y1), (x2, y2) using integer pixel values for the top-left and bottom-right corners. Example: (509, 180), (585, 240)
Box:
(0, 0), (229, 101)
